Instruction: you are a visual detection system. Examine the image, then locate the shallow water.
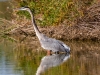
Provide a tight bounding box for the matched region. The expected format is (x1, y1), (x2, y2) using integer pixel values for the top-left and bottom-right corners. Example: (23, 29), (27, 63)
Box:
(0, 38), (23, 75)
(0, 37), (100, 75)
(0, 1), (100, 75)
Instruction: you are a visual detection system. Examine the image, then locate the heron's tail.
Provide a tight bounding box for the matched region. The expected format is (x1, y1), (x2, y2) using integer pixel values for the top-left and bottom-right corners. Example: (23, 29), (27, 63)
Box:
(62, 44), (70, 53)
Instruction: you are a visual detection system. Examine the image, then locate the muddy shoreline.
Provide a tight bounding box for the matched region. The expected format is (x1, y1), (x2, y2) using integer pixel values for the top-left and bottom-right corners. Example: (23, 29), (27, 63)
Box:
(5, 3), (100, 41)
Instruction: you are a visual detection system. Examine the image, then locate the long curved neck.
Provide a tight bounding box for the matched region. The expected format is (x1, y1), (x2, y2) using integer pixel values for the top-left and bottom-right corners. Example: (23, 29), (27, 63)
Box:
(28, 9), (41, 37)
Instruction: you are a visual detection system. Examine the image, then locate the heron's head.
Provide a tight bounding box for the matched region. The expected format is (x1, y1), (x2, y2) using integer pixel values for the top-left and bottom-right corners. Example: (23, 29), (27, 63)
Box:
(19, 6), (30, 11)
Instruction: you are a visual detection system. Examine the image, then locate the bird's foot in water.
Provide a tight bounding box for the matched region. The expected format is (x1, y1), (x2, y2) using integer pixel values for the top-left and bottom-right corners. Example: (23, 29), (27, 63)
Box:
(54, 51), (59, 54)
(47, 50), (52, 55)
(47, 50), (59, 55)
(47, 50), (69, 55)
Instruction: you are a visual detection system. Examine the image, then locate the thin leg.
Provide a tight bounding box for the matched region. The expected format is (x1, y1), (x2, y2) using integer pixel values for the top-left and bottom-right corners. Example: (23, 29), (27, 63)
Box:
(47, 50), (52, 55)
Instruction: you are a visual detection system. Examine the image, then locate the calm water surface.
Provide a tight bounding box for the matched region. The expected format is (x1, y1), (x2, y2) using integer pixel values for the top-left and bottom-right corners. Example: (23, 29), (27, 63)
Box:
(0, 37), (100, 75)
(0, 1), (100, 75)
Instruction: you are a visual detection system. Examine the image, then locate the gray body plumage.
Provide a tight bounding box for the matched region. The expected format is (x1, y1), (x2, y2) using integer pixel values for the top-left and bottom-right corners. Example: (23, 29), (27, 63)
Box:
(19, 7), (70, 52)
(38, 33), (70, 52)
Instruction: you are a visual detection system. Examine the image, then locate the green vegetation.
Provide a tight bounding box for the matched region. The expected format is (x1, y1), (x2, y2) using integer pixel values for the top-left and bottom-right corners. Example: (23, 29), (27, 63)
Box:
(15, 0), (96, 26)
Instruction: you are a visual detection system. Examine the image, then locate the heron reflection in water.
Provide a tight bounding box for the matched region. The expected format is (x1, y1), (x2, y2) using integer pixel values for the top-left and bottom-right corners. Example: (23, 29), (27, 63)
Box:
(19, 7), (70, 54)
(36, 53), (70, 75)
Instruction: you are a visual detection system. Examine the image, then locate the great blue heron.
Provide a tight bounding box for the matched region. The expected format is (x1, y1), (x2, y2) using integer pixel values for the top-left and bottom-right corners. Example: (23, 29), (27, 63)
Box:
(19, 7), (70, 54)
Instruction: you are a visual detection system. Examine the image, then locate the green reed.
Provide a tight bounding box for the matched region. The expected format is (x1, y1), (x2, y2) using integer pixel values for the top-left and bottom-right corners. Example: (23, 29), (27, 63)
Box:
(16, 0), (96, 26)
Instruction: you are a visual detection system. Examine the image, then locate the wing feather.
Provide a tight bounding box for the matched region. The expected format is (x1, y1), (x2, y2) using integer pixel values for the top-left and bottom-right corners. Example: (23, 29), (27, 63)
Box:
(40, 36), (70, 52)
